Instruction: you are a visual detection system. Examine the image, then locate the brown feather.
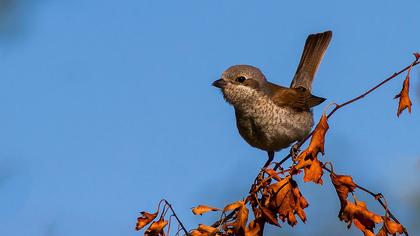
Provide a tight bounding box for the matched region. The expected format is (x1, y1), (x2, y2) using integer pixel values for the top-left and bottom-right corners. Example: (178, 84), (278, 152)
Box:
(290, 31), (332, 92)
(264, 82), (325, 111)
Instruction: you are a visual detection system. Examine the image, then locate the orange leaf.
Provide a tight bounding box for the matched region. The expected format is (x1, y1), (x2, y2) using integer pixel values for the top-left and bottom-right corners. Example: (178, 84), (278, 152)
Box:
(192, 205), (220, 215)
(294, 157), (323, 184)
(330, 174), (357, 206)
(264, 168), (282, 181)
(354, 218), (375, 236)
(234, 203), (249, 233)
(259, 206), (280, 227)
(245, 220), (263, 236)
(267, 176), (308, 226)
(394, 72), (412, 117)
(196, 224), (218, 234)
(223, 200), (245, 212)
(376, 217), (404, 235)
(144, 218), (168, 236)
(135, 211), (158, 231)
(339, 200), (383, 234)
(295, 114), (329, 160)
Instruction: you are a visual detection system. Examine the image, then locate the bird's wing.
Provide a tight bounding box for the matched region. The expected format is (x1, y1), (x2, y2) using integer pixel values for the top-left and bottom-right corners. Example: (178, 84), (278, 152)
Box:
(265, 82), (325, 111)
(290, 31), (332, 92)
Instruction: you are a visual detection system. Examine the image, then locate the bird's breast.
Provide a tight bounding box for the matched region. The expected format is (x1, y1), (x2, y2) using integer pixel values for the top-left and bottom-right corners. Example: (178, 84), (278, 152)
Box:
(233, 91), (314, 152)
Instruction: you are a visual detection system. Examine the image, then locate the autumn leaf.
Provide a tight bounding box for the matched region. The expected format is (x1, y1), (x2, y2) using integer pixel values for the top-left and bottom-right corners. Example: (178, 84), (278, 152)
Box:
(264, 168), (282, 181)
(245, 220), (263, 236)
(354, 219), (375, 236)
(267, 176), (308, 226)
(339, 200), (383, 234)
(394, 69), (412, 117)
(295, 114), (329, 160)
(135, 211), (158, 231)
(192, 205), (220, 215)
(221, 200), (249, 234)
(189, 230), (207, 236)
(235, 202), (249, 233)
(330, 174), (357, 206)
(376, 217), (404, 235)
(223, 200), (245, 212)
(259, 206), (280, 227)
(144, 218), (168, 236)
(196, 224), (218, 235)
(293, 156), (323, 184)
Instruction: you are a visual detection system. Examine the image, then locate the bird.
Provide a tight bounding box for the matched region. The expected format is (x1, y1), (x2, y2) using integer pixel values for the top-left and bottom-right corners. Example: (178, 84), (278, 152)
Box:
(212, 31), (332, 167)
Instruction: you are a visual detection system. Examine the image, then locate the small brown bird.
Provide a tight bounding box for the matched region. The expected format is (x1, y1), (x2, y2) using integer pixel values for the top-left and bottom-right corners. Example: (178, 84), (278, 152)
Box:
(213, 31), (332, 167)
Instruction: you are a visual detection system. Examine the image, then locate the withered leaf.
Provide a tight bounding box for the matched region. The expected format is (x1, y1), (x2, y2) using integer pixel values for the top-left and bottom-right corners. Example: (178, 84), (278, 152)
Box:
(259, 206), (280, 227)
(339, 200), (383, 234)
(245, 220), (262, 236)
(189, 230), (207, 236)
(234, 202), (249, 233)
(192, 205), (220, 215)
(196, 224), (218, 235)
(295, 114), (329, 160)
(223, 200), (245, 212)
(354, 219), (375, 236)
(264, 168), (282, 181)
(135, 211), (158, 231)
(144, 218), (168, 236)
(331, 174), (357, 206)
(376, 217), (404, 235)
(267, 176), (308, 226)
(394, 73), (412, 117)
(294, 157), (323, 184)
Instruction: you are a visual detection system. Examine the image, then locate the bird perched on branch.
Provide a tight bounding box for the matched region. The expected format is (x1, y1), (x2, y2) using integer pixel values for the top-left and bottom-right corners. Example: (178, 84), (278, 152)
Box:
(213, 31), (332, 167)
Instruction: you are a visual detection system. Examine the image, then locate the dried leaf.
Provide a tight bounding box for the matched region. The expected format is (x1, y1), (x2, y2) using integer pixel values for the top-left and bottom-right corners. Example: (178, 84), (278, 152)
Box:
(196, 224), (218, 235)
(354, 219), (376, 236)
(245, 220), (262, 236)
(294, 157), (323, 184)
(192, 205), (220, 215)
(267, 176), (308, 226)
(144, 218), (168, 236)
(394, 73), (412, 117)
(331, 174), (357, 206)
(235, 203), (249, 233)
(135, 211), (158, 231)
(296, 114), (329, 160)
(339, 200), (383, 234)
(223, 200), (245, 212)
(376, 217), (404, 235)
(259, 206), (280, 227)
(189, 230), (207, 236)
(264, 168), (282, 181)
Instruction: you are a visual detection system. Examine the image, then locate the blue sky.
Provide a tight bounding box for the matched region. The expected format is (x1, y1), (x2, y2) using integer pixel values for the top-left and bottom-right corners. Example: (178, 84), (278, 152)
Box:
(0, 1), (419, 235)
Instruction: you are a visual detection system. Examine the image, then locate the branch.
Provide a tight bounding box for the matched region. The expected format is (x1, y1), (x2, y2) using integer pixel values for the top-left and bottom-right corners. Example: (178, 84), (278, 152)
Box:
(163, 200), (190, 235)
(279, 59), (420, 165)
(322, 165), (409, 236)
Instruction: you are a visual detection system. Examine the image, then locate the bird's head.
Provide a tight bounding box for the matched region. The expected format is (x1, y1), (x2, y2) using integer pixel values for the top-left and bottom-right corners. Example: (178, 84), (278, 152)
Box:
(212, 65), (267, 106)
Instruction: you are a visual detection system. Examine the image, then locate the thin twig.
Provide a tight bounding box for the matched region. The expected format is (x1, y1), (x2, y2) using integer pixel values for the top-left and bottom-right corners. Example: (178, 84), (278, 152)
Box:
(163, 200), (190, 235)
(277, 59), (420, 166)
(322, 165), (409, 236)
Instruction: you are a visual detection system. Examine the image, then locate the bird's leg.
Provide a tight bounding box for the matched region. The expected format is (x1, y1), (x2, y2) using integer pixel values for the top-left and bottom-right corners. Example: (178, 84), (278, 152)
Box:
(290, 143), (300, 162)
(263, 151), (275, 168)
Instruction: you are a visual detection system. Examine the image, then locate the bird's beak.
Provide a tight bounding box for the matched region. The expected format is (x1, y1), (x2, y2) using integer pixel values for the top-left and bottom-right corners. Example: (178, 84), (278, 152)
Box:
(212, 79), (227, 88)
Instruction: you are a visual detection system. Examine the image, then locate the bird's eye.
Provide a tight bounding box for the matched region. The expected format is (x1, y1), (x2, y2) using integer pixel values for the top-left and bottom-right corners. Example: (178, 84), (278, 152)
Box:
(235, 76), (246, 83)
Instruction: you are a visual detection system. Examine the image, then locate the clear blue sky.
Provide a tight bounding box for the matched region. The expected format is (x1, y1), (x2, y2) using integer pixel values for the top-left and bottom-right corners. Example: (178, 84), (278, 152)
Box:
(0, 1), (419, 235)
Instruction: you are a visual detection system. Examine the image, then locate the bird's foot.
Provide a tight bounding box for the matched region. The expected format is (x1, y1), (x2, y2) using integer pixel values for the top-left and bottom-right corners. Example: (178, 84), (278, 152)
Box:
(290, 143), (300, 162)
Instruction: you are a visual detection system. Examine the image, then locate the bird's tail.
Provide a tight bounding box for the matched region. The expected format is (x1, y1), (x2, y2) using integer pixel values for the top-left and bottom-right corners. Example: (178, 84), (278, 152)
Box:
(290, 31), (332, 92)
